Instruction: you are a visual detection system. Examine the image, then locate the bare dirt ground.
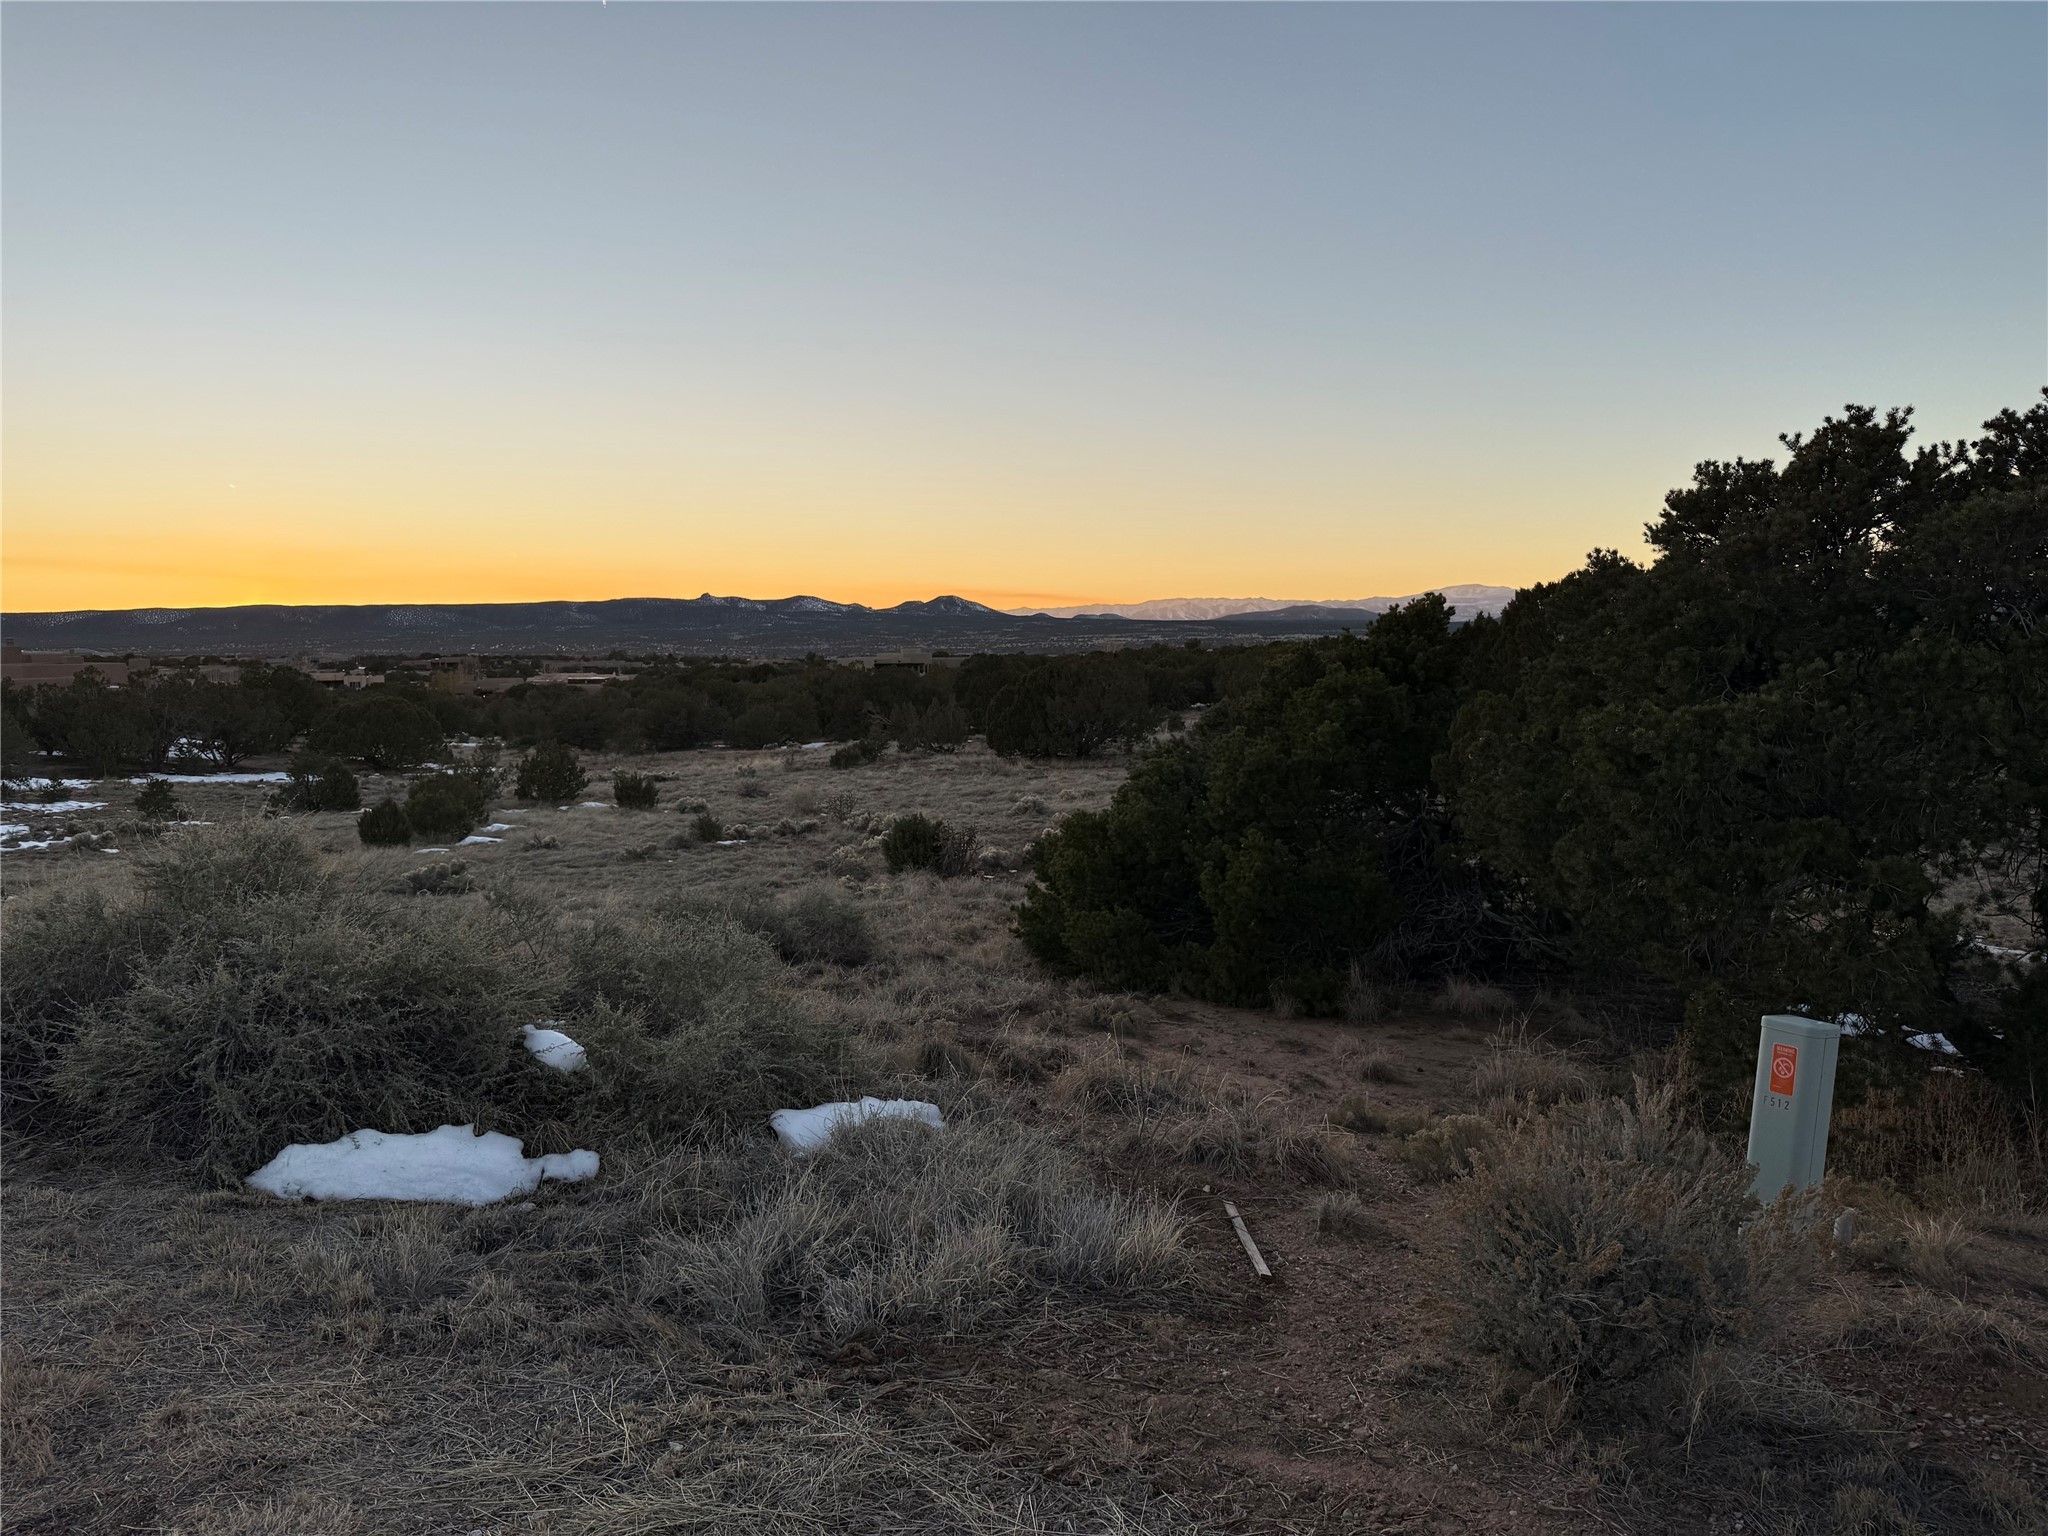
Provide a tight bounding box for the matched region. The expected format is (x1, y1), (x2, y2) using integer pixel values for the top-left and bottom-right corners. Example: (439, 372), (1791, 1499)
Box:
(5, 744), (2045, 1534)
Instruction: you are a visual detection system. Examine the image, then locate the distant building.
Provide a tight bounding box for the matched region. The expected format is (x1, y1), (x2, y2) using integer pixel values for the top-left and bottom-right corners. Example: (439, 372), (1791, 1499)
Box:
(0, 643), (151, 688)
(429, 656), (485, 693)
(311, 667), (385, 690)
(841, 652), (966, 675)
(431, 657), (626, 695)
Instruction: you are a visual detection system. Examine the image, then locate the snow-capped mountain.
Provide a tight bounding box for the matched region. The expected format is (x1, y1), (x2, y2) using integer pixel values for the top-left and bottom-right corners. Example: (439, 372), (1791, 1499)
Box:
(1008, 585), (1515, 622)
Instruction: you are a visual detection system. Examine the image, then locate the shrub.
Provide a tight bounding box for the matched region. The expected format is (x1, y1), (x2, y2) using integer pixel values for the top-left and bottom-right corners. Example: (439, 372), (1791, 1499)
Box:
(269, 754), (361, 814)
(357, 798), (412, 846)
(826, 844), (871, 880)
(514, 740), (586, 803)
(732, 887), (876, 967)
(830, 738), (884, 770)
(405, 770), (491, 839)
(404, 860), (476, 897)
(1, 887), (166, 1124)
(692, 811), (724, 843)
(611, 770), (659, 810)
(15, 825), (544, 1183)
(734, 767), (769, 800)
(1451, 1082), (1762, 1428)
(638, 1114), (1185, 1353)
(1018, 600), (1495, 1009)
(134, 779), (182, 821)
(1394, 1114), (1501, 1182)
(881, 813), (977, 877)
(308, 694), (445, 770)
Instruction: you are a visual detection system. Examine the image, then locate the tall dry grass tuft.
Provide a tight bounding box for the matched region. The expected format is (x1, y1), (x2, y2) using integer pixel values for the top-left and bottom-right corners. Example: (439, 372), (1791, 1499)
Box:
(638, 1113), (1185, 1353)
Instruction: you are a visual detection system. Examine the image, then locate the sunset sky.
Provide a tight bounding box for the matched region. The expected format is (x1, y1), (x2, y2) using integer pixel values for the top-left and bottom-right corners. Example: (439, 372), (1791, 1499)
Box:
(3, 3), (2041, 614)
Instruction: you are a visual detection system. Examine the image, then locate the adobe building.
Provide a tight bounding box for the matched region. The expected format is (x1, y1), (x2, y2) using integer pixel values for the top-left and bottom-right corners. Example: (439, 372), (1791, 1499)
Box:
(0, 643), (151, 688)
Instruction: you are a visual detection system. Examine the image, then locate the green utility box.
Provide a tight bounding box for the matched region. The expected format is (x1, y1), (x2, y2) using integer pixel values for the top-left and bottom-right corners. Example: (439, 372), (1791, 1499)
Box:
(1745, 1013), (1842, 1199)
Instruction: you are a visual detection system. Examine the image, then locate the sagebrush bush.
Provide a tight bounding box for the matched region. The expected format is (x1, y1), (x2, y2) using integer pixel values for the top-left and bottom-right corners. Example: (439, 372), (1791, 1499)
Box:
(1451, 1082), (1762, 1429)
(515, 740), (586, 802)
(558, 903), (843, 1141)
(639, 1114), (1185, 1352)
(1393, 1114), (1500, 1181)
(612, 770), (659, 810)
(13, 825), (544, 1183)
(404, 859), (476, 897)
(830, 738), (884, 770)
(692, 811), (724, 843)
(730, 887), (876, 967)
(1, 825), (861, 1182)
(358, 798), (411, 846)
(881, 813), (977, 877)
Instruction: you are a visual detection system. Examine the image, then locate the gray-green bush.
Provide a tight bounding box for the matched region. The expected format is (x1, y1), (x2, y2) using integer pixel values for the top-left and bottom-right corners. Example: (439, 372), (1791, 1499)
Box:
(16, 826), (540, 1182)
(1451, 1082), (1763, 1429)
(730, 887), (877, 967)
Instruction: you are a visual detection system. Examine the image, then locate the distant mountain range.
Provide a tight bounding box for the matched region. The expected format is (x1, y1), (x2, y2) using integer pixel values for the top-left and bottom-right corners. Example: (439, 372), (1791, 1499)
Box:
(1, 586), (1515, 658)
(1010, 585), (1514, 622)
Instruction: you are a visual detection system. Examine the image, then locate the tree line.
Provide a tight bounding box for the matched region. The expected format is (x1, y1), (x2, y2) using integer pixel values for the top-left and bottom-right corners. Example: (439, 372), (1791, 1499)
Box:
(1021, 397), (2047, 1113)
(0, 639), (1271, 777)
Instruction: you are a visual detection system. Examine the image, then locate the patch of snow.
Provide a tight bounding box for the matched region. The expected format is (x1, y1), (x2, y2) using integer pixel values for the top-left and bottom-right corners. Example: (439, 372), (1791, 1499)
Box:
(416, 846), (451, 854)
(522, 1023), (588, 1073)
(1973, 939), (2036, 961)
(247, 1124), (599, 1205)
(2, 838), (71, 851)
(712, 838), (744, 846)
(481, 822), (516, 832)
(770, 1097), (945, 1153)
(0, 824), (30, 839)
(1907, 1032), (1961, 1056)
(800, 741), (829, 750)
(1833, 1013), (1873, 1037)
(458, 835), (502, 845)
(127, 772), (290, 785)
(577, 801), (609, 809)
(1, 800), (107, 813)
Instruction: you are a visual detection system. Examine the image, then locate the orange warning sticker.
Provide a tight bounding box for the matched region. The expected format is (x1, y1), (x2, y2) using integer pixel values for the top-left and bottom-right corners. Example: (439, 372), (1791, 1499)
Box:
(1769, 1042), (1798, 1096)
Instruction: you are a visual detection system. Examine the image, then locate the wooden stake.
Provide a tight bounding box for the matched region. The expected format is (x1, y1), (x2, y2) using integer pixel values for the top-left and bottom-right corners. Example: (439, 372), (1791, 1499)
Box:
(1222, 1200), (1272, 1281)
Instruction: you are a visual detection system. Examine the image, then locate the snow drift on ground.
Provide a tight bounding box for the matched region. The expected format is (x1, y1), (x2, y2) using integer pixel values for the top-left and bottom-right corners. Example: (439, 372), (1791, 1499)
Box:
(522, 1022), (588, 1073)
(1, 800), (107, 813)
(247, 1124), (599, 1205)
(770, 1097), (945, 1153)
(481, 822), (516, 833)
(458, 835), (501, 845)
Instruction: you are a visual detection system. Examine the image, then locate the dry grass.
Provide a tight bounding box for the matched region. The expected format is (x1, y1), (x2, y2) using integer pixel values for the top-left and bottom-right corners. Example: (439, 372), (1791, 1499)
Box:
(1435, 978), (1514, 1020)
(1310, 1190), (1396, 1244)
(1355, 1047), (1401, 1083)
(1821, 1287), (2048, 1368)
(1471, 1026), (1593, 1112)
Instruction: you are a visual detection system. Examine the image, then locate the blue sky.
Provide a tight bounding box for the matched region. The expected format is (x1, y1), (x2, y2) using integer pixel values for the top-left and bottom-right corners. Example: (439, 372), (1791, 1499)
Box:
(4, 3), (2041, 608)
